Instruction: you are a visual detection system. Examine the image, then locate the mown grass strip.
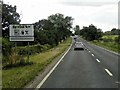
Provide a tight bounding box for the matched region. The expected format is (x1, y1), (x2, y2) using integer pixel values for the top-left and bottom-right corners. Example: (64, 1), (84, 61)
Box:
(2, 37), (72, 88)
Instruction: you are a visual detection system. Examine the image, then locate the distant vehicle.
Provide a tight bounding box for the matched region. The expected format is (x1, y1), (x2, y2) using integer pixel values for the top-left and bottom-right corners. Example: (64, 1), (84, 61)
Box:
(73, 35), (78, 41)
(74, 37), (77, 40)
(75, 42), (83, 45)
(74, 42), (84, 50)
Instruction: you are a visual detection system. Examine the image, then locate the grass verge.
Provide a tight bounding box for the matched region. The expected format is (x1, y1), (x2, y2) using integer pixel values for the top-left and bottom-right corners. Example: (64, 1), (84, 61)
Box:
(2, 37), (72, 88)
(90, 40), (120, 53)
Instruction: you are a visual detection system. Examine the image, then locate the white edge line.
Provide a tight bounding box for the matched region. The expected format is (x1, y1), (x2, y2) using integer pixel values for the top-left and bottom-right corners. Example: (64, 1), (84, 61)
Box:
(105, 68), (113, 77)
(35, 42), (73, 89)
(96, 59), (100, 63)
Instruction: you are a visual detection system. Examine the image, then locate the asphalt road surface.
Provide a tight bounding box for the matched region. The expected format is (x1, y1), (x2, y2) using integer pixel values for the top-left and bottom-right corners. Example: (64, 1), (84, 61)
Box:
(39, 36), (119, 88)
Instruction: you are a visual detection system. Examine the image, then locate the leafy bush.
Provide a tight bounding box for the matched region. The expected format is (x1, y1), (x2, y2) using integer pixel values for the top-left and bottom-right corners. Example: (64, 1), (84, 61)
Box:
(17, 44), (51, 56)
(2, 38), (13, 63)
(115, 36), (120, 44)
(2, 40), (52, 67)
(102, 38), (113, 42)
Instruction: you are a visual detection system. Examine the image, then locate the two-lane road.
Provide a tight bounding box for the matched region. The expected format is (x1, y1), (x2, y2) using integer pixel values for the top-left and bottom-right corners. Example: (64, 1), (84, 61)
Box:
(37, 37), (119, 88)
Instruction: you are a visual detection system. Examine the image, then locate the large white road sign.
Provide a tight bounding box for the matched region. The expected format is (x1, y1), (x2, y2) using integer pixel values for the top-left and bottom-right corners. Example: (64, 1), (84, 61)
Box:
(9, 24), (34, 41)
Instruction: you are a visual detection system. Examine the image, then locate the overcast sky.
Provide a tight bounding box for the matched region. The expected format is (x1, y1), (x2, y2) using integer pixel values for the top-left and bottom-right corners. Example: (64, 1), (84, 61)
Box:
(4, 0), (119, 32)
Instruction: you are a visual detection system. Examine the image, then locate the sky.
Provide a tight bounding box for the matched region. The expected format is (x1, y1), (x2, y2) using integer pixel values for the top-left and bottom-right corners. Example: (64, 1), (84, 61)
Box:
(3, 0), (119, 32)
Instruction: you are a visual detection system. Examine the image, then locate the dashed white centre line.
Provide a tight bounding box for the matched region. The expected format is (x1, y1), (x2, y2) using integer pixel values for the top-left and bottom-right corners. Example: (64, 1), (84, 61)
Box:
(96, 59), (100, 63)
(92, 54), (94, 56)
(89, 51), (91, 53)
(105, 69), (113, 77)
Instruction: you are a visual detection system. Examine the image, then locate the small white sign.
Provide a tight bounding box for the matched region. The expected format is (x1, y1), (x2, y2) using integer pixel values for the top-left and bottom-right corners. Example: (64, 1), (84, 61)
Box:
(9, 24), (34, 41)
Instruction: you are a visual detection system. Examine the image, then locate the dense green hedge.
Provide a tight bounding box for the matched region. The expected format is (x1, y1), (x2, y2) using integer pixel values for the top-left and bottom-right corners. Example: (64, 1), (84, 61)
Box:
(2, 38), (52, 66)
(17, 44), (51, 56)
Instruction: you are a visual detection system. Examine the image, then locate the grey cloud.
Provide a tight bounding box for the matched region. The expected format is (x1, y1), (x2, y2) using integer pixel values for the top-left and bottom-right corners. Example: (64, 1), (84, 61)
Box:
(60, 0), (118, 7)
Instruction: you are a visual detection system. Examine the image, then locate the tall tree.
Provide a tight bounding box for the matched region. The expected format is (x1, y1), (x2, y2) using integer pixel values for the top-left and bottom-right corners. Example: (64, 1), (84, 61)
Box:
(74, 25), (80, 35)
(0, 1), (2, 37)
(80, 24), (103, 41)
(111, 28), (120, 35)
(48, 13), (73, 43)
(34, 13), (73, 46)
(2, 2), (21, 37)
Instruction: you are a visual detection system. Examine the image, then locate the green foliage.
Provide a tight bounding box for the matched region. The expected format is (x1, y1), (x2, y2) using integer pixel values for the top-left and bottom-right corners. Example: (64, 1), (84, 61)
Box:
(115, 35), (120, 44)
(2, 2), (21, 37)
(79, 24), (103, 41)
(2, 38), (13, 63)
(91, 40), (120, 53)
(111, 28), (120, 35)
(2, 37), (72, 88)
(104, 28), (120, 35)
(2, 2), (73, 67)
(102, 35), (118, 42)
(0, 1), (1, 37)
(91, 35), (120, 53)
(17, 44), (51, 55)
(34, 13), (73, 46)
(74, 25), (80, 35)
(2, 42), (51, 66)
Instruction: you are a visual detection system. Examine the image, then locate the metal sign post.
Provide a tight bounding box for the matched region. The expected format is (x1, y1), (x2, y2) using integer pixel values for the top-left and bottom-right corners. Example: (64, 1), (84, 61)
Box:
(15, 42), (17, 64)
(9, 24), (34, 63)
(27, 42), (30, 63)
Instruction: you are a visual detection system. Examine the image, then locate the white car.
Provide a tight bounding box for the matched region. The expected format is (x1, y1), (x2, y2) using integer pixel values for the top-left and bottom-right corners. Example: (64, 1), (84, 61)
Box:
(74, 42), (84, 50)
(75, 42), (83, 45)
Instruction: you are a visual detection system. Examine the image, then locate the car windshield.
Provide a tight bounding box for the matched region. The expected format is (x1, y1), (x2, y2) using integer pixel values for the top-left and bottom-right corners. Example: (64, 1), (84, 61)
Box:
(75, 44), (82, 47)
(76, 42), (82, 44)
(76, 42), (83, 45)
